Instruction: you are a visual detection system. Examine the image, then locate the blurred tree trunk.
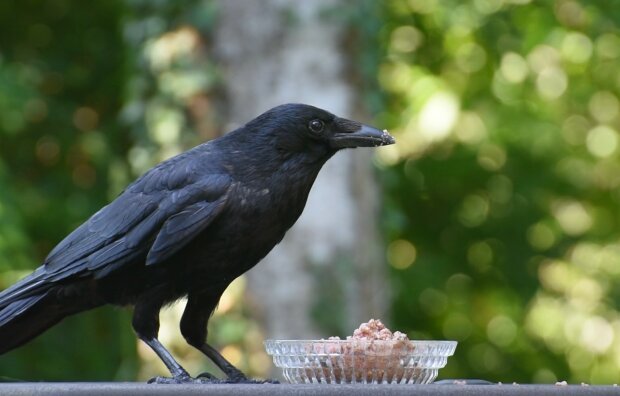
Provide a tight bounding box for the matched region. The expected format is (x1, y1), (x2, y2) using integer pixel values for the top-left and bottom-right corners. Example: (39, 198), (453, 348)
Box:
(213, 0), (388, 340)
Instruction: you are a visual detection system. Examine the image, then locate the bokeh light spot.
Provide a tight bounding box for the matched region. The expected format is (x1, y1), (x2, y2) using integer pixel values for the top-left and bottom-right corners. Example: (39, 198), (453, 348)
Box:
(467, 241), (493, 272)
(387, 239), (417, 270)
(588, 91), (619, 123)
(477, 143), (506, 171)
(487, 315), (517, 347)
(378, 62), (414, 94)
(407, 0), (438, 14)
(418, 91), (460, 141)
(525, 295), (565, 352)
(458, 194), (490, 227)
(500, 52), (528, 84)
(526, 222), (556, 251)
(390, 25), (423, 53)
(561, 32), (593, 64)
(148, 106), (183, 145)
(569, 278), (603, 312)
(580, 316), (613, 354)
(455, 42), (487, 73)
(455, 111), (487, 144)
(527, 45), (560, 73)
(147, 27), (200, 71)
(73, 106), (99, 132)
(552, 199), (592, 236)
(538, 260), (573, 293)
(555, 1), (585, 27)
(536, 66), (568, 100)
(446, 273), (473, 295)
(586, 125), (618, 158)
(35, 136), (60, 166)
(473, 0), (504, 14)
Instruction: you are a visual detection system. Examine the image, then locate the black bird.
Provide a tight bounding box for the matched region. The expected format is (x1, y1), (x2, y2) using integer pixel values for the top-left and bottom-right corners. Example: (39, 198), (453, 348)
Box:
(0, 103), (395, 382)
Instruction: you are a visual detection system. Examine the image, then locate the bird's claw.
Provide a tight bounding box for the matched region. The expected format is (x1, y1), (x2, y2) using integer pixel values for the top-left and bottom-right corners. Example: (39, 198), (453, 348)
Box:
(148, 375), (186, 384)
(196, 371), (219, 380)
(195, 370), (245, 383)
(225, 370), (248, 383)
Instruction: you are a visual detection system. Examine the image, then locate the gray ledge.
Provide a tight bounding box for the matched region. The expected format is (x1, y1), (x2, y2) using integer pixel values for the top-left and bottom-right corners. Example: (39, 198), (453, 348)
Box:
(0, 383), (619, 396)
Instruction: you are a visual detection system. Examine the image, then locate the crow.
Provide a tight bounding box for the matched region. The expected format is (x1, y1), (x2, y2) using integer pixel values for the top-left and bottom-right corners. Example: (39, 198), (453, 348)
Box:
(0, 103), (394, 383)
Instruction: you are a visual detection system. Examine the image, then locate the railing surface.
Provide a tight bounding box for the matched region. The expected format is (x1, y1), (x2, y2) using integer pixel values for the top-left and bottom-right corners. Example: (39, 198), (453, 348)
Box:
(0, 383), (618, 396)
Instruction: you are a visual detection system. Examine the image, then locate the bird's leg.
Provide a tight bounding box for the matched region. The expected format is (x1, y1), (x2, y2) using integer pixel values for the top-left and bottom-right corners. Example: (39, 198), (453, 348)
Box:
(181, 291), (248, 382)
(140, 337), (192, 382)
(132, 297), (191, 383)
(198, 343), (248, 382)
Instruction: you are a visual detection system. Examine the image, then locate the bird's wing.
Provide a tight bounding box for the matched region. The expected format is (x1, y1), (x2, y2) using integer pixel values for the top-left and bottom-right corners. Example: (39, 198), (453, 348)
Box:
(145, 195), (227, 266)
(43, 158), (231, 280)
(44, 192), (159, 273)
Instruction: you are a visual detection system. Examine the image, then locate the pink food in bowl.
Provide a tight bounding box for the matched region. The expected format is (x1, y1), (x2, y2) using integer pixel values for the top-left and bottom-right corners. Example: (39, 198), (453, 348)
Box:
(312, 319), (417, 383)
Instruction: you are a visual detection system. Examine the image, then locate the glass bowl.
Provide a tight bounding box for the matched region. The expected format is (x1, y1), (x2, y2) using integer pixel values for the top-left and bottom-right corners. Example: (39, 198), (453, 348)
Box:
(264, 339), (457, 385)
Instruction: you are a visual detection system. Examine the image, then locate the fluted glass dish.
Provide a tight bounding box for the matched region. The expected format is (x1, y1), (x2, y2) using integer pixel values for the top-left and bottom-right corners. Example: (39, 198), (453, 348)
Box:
(264, 339), (457, 385)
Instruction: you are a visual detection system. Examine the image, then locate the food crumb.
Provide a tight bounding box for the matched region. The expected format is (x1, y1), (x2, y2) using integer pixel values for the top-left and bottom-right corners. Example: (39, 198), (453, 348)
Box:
(555, 381), (568, 386)
(581, 382), (589, 386)
(348, 318), (410, 342)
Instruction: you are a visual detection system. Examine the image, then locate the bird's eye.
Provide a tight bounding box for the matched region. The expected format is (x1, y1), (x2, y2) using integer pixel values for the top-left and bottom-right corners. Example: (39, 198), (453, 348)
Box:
(308, 119), (324, 134)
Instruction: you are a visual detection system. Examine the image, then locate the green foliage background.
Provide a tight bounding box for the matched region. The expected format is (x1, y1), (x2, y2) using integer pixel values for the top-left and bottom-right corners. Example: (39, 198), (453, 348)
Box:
(0, 0), (619, 384)
(378, 0), (620, 385)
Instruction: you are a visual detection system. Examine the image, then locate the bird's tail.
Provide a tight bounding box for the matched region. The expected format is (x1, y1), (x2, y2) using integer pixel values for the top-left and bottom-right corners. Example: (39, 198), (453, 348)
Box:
(0, 293), (58, 354)
(0, 268), (91, 355)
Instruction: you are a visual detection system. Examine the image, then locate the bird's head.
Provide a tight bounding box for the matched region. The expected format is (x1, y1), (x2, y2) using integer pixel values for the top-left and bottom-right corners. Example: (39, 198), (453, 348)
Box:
(248, 103), (395, 159)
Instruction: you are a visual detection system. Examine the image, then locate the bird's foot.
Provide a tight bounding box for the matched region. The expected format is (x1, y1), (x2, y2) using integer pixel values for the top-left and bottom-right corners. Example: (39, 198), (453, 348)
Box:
(254, 378), (280, 384)
(148, 374), (190, 384)
(197, 371), (279, 384)
(216, 377), (280, 384)
(148, 371), (280, 385)
(148, 373), (216, 384)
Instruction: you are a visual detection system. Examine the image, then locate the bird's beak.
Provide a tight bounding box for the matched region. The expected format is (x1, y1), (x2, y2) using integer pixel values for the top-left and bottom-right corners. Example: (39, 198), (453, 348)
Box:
(329, 119), (396, 149)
